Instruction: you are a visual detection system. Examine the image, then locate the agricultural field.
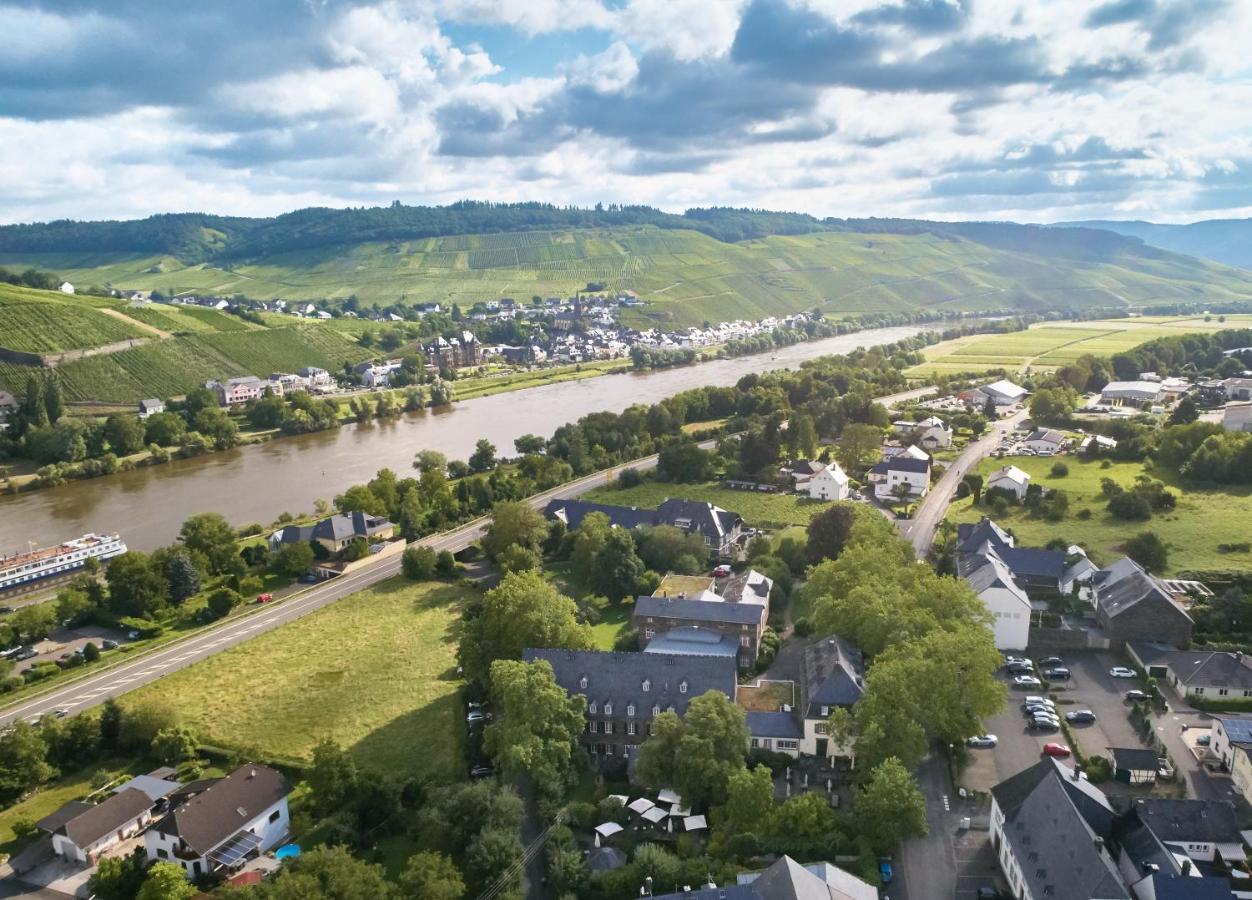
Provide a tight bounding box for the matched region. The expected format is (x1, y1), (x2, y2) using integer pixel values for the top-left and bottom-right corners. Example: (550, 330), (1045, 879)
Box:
(0, 283), (148, 353)
(120, 303), (255, 335)
(581, 479), (825, 528)
(947, 455), (1252, 574)
(907, 315), (1252, 378)
(121, 579), (470, 780)
(9, 223), (1252, 330)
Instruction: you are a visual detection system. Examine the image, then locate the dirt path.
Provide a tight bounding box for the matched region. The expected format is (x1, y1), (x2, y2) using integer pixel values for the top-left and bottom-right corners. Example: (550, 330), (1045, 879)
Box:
(98, 307), (171, 339)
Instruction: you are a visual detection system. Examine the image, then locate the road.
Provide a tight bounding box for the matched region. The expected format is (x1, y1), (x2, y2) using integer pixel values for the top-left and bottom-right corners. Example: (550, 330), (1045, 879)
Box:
(0, 447), (683, 727)
(898, 408), (1028, 557)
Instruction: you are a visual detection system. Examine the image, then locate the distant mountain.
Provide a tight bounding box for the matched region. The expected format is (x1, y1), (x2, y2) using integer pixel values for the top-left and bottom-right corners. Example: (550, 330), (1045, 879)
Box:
(1056, 218), (1252, 270)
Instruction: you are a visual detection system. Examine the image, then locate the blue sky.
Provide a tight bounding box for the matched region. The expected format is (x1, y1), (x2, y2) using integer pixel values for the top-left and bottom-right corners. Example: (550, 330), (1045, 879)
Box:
(1, 0), (1250, 225)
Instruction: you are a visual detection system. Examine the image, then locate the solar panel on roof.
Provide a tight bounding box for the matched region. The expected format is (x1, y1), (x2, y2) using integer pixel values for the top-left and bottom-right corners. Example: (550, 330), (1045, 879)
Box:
(207, 830), (263, 869)
(1222, 717), (1252, 743)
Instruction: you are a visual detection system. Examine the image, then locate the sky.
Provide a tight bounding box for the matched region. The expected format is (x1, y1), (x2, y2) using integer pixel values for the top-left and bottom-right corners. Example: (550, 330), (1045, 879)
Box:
(2, 0), (1251, 226)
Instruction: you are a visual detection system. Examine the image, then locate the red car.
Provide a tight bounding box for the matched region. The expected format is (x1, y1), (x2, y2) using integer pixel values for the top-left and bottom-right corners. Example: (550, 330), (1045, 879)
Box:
(256, 593), (273, 603)
(1042, 742), (1071, 758)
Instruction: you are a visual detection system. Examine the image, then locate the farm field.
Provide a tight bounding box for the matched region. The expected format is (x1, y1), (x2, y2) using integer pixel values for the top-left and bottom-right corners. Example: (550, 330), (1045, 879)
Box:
(120, 303), (255, 335)
(121, 579), (470, 781)
(907, 315), (1252, 378)
(947, 455), (1252, 574)
(0, 283), (148, 353)
(9, 224), (1252, 329)
(581, 479), (826, 528)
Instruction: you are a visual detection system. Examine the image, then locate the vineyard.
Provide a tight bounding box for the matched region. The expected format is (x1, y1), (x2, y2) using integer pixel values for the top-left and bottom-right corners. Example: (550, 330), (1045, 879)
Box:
(119, 303), (254, 335)
(0, 284), (147, 354)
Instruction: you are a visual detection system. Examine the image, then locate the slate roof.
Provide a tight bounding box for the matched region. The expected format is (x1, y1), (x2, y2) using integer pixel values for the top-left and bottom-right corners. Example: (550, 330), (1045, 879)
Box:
(1149, 875), (1236, 900)
(39, 789), (152, 849)
(1161, 650), (1252, 690)
(542, 498), (655, 531)
(543, 498), (740, 543)
(1025, 428), (1064, 445)
(1215, 716), (1252, 745)
(801, 636), (864, 719)
(523, 649), (737, 718)
(1110, 747), (1160, 772)
(139, 399), (163, 412)
(956, 518), (1014, 554)
(651, 855), (876, 900)
(656, 498), (741, 542)
(1133, 798), (1242, 846)
(151, 764), (290, 857)
(1095, 558), (1193, 624)
(36, 801), (93, 835)
(272, 511), (393, 546)
(869, 456), (930, 475)
(634, 594), (764, 626)
(992, 759), (1128, 900)
(960, 551), (1031, 610)
(997, 547), (1067, 582)
(112, 773), (182, 803)
(746, 711), (804, 740)
(720, 569), (773, 605)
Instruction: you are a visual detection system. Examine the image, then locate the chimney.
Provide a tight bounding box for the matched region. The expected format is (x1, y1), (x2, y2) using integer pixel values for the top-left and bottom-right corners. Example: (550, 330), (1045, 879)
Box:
(1073, 765), (1082, 782)
(1093, 836), (1104, 853)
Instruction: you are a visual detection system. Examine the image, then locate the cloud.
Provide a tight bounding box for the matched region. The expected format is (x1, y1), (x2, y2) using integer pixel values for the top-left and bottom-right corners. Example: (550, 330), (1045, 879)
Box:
(851, 0), (969, 34)
(1085, 0), (1156, 28)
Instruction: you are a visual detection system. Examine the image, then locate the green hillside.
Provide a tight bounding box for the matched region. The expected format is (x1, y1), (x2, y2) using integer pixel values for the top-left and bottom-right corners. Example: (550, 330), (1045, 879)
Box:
(7, 224), (1252, 329)
(0, 283), (148, 354)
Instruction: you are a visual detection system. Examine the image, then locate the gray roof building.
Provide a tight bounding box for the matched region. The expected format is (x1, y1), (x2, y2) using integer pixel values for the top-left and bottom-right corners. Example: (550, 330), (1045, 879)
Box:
(801, 636), (864, 720)
(270, 511), (394, 548)
(746, 711), (804, 741)
(652, 855), (876, 900)
(151, 764), (290, 857)
(635, 594), (764, 626)
(643, 626), (740, 659)
(37, 788), (152, 849)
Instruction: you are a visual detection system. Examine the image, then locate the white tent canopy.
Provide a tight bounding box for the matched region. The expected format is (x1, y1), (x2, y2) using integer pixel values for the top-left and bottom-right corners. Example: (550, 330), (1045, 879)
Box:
(627, 797), (655, 815)
(656, 788), (683, 805)
(683, 815), (707, 832)
(641, 807), (668, 824)
(594, 822), (624, 839)
(668, 805), (692, 818)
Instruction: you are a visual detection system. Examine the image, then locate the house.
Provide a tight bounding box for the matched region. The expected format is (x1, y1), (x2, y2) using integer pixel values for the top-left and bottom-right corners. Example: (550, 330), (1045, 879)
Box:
(138, 398), (165, 419)
(1108, 747), (1159, 784)
(37, 788), (154, 864)
(353, 360), (401, 387)
(1080, 434), (1118, 453)
(543, 498), (743, 557)
(804, 462), (850, 501)
(1101, 381), (1162, 406)
(1112, 800), (1241, 897)
(1093, 557), (1193, 650)
(1223, 401), (1252, 433)
(144, 764), (291, 879)
(973, 379), (1029, 407)
(782, 459), (825, 485)
(959, 548), (1032, 650)
(1230, 738), (1252, 808)
(651, 855), (876, 900)
(956, 518), (1091, 606)
(1225, 377), (1252, 402)
(1022, 428), (1065, 454)
(522, 648), (737, 761)
(1125, 798), (1246, 866)
(296, 366), (333, 388)
(59, 281), (75, 294)
(797, 635), (864, 764)
(206, 376), (264, 406)
(1131, 646), (1252, 702)
(990, 759), (1129, 900)
(866, 455), (930, 501)
(987, 464), (1031, 500)
(745, 711), (805, 758)
(1209, 716), (1252, 774)
(268, 511), (395, 555)
(894, 415), (953, 449)
(634, 568), (771, 669)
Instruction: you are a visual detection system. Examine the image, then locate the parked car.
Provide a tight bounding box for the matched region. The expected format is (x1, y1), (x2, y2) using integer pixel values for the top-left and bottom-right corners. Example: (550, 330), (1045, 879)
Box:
(1031, 710), (1061, 723)
(1023, 696), (1054, 708)
(299, 574), (318, 583)
(0, 606), (13, 615)
(1043, 667), (1071, 680)
(1006, 662), (1034, 675)
(1029, 719), (1060, 732)
(101, 639), (118, 650)
(1197, 733), (1212, 747)
(255, 593), (273, 603)
(1066, 710), (1097, 723)
(879, 859), (893, 884)
(1039, 656), (1063, 667)
(1109, 666), (1137, 678)
(1125, 689), (1149, 702)
(1025, 706), (1057, 719)
(967, 735), (998, 748)
(469, 762), (494, 779)
(711, 565), (733, 577)
(1014, 675), (1042, 689)
(13, 646), (37, 661)
(466, 710), (493, 725)
(1042, 743), (1071, 758)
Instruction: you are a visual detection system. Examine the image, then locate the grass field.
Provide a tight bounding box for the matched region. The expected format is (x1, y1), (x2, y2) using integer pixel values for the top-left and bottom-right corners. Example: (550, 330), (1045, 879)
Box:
(908, 315), (1252, 378)
(121, 579), (470, 780)
(582, 479), (826, 528)
(9, 224), (1252, 330)
(947, 456), (1252, 574)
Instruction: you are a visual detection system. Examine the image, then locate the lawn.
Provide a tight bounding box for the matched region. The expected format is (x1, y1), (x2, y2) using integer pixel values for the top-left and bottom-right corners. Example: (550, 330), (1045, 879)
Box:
(121, 579), (471, 781)
(582, 479), (826, 528)
(947, 455), (1252, 574)
(907, 315), (1252, 378)
(590, 604), (631, 651)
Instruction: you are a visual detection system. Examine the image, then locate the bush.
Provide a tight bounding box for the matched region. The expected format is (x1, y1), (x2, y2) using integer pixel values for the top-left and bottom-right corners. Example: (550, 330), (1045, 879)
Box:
(435, 550), (457, 577)
(1077, 508), (1092, 520)
(792, 618), (814, 637)
(1125, 531), (1168, 573)
(1084, 756), (1112, 783)
(1108, 491), (1152, 521)
(1050, 462), (1069, 477)
(1219, 542), (1252, 554)
(616, 468), (644, 489)
(402, 546), (438, 580)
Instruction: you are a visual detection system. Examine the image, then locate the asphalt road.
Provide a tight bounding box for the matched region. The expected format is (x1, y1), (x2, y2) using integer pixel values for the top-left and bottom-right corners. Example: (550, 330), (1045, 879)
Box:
(0, 447), (682, 728)
(899, 408), (1028, 557)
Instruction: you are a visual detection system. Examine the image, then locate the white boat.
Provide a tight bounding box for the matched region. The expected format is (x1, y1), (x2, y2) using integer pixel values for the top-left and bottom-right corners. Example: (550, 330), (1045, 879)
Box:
(0, 533), (127, 591)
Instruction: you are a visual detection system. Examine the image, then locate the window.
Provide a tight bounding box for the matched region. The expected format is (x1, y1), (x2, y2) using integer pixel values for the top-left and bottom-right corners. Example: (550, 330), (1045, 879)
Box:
(644, 629), (655, 639)
(642, 679), (651, 692)
(740, 635), (751, 648)
(652, 704), (661, 717)
(157, 849), (168, 859)
(777, 739), (799, 751)
(820, 705), (829, 717)
(627, 722), (637, 735)
(588, 700), (597, 715)
(604, 702), (613, 716)
(1220, 689), (1230, 697)
(579, 675), (588, 689)
(751, 738), (760, 749)
(1196, 688), (1206, 695)
(815, 723), (829, 735)
(626, 703), (635, 717)
(268, 809), (281, 824)
(679, 680), (688, 694)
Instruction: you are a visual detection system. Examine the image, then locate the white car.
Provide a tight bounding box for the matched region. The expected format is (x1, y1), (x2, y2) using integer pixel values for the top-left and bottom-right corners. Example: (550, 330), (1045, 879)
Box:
(1023, 696), (1054, 707)
(966, 735), (998, 748)
(1014, 675), (1043, 688)
(1109, 667), (1138, 678)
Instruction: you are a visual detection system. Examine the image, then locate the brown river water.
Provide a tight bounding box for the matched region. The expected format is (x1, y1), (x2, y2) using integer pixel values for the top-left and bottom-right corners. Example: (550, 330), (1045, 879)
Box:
(0, 325), (927, 552)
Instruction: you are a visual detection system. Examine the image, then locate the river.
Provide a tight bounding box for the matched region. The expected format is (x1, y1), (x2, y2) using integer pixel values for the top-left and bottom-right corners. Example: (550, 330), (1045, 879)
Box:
(0, 325), (927, 553)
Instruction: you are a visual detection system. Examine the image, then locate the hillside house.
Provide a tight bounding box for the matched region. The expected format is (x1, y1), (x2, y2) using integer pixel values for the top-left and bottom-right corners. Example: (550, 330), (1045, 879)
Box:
(987, 464), (1031, 500)
(523, 649), (737, 762)
(206, 376), (264, 406)
(268, 511), (394, 556)
(144, 764), (290, 879)
(1223, 401), (1252, 433)
(867, 455), (930, 501)
(59, 281), (75, 294)
(803, 462), (850, 501)
(138, 398), (165, 419)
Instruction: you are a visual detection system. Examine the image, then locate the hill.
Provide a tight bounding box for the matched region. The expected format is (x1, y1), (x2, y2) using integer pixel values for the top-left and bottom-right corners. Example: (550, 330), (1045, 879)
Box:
(1057, 218), (1252, 270)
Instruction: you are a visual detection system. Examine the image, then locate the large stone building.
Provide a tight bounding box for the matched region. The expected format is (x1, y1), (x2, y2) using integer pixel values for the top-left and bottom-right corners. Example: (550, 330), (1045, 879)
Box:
(1093, 557), (1193, 649)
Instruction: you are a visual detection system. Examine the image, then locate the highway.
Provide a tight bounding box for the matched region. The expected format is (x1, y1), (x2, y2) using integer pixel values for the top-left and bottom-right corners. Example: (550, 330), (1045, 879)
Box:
(0, 448), (678, 727)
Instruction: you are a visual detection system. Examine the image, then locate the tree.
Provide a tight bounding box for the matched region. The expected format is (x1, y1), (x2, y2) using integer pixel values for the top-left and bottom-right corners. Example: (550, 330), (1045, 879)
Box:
(309, 738), (358, 816)
(88, 849), (148, 900)
(788, 411), (818, 459)
(414, 449), (448, 475)
(459, 571), (593, 684)
(514, 434), (546, 455)
(656, 439), (713, 483)
(99, 699), (123, 752)
(275, 541), (315, 578)
(857, 757), (927, 854)
(465, 826), (523, 896)
(962, 473), (983, 504)
(636, 691), (749, 808)
(636, 525), (709, 573)
(1125, 531), (1168, 572)
(497, 544), (541, 574)
(805, 502), (860, 565)
(0, 722), (54, 804)
(570, 511), (611, 585)
(104, 414), (147, 456)
(1029, 387), (1077, 426)
(400, 852), (464, 900)
(150, 726), (198, 765)
(252, 846), (396, 899)
(589, 528), (646, 603)
(485, 659), (586, 799)
(144, 412), (186, 447)
(105, 551), (168, 618)
(178, 513), (243, 576)
(983, 395), (997, 419)
(469, 439), (498, 472)
(11, 602), (58, 643)
(334, 484), (387, 517)
(159, 551), (201, 606)
(402, 545), (438, 580)
(835, 423), (882, 473)
(192, 407), (239, 449)
(43, 376), (64, 424)
(713, 764), (774, 853)
(481, 501), (548, 562)
(206, 587), (241, 619)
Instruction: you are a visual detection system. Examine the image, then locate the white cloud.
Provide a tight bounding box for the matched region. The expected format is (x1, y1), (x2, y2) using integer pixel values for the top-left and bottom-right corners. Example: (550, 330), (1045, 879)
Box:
(614, 0), (748, 60)
(434, 0), (615, 34)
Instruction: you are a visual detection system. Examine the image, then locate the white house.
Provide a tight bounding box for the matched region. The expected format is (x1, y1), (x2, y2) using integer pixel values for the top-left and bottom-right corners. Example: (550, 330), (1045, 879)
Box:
(138, 398), (165, 419)
(37, 788), (154, 864)
(805, 462), (850, 501)
(895, 416), (953, 449)
(987, 464), (1031, 500)
(1022, 428), (1065, 454)
(961, 549), (1032, 650)
(1223, 401), (1252, 433)
(1080, 435), (1118, 453)
(145, 764), (290, 879)
(59, 281), (75, 295)
(1209, 716), (1252, 774)
(867, 456), (930, 501)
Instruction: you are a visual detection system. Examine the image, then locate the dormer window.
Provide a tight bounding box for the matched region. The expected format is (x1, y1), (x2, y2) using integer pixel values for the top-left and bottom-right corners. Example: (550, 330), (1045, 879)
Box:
(578, 675), (588, 690)
(626, 703), (635, 717)
(642, 678), (651, 692)
(652, 705), (661, 717)
(679, 680), (688, 694)
(667, 705), (676, 713)
(588, 700), (597, 715)
(604, 702), (613, 716)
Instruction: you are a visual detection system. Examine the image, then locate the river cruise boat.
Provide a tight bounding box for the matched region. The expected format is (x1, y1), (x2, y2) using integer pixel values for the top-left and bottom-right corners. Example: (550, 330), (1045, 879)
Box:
(0, 533), (127, 591)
